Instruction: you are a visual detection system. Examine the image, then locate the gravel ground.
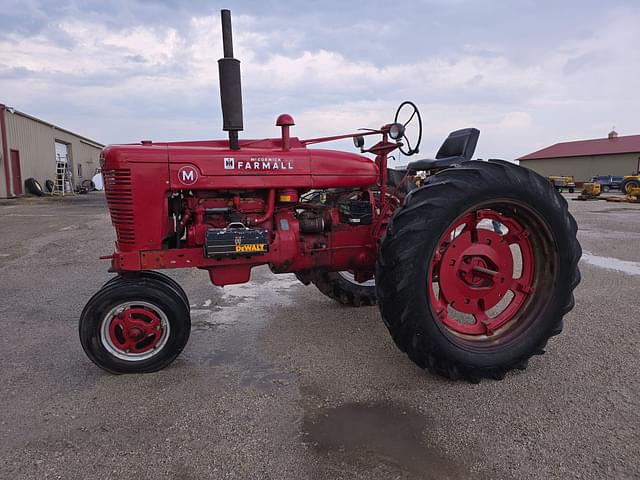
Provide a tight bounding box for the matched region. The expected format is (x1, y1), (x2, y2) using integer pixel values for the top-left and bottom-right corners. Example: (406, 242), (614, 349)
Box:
(0, 192), (638, 479)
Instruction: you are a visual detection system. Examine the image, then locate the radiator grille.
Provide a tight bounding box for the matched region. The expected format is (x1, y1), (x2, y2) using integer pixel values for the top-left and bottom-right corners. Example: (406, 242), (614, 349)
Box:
(103, 169), (135, 247)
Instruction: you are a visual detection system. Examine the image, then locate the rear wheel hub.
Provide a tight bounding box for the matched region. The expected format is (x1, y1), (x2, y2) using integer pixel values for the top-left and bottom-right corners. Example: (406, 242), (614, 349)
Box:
(430, 209), (535, 338)
(439, 228), (512, 313)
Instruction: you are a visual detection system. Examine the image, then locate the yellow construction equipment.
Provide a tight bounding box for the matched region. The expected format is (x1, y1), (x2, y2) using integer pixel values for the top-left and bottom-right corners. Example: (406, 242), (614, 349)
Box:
(574, 182), (601, 201)
(606, 186), (640, 203)
(621, 175), (640, 194)
(548, 175), (576, 193)
(621, 157), (640, 194)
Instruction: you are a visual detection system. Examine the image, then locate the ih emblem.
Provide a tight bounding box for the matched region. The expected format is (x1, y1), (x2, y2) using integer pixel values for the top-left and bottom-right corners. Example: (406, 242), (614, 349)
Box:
(178, 166), (198, 185)
(224, 157), (235, 169)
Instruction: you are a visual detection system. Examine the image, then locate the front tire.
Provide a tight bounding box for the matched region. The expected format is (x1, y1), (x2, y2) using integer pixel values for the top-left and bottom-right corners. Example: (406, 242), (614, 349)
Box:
(103, 270), (190, 311)
(376, 160), (581, 382)
(79, 277), (191, 374)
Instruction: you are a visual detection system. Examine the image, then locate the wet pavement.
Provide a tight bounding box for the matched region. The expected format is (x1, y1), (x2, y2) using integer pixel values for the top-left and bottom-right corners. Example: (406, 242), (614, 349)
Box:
(0, 192), (638, 479)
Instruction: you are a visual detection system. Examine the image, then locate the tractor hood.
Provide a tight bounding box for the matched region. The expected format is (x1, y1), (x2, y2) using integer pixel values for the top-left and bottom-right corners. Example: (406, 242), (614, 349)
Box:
(101, 138), (379, 190)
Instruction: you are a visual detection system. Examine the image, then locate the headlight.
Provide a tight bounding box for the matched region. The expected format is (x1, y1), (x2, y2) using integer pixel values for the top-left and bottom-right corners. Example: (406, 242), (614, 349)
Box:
(389, 122), (405, 140)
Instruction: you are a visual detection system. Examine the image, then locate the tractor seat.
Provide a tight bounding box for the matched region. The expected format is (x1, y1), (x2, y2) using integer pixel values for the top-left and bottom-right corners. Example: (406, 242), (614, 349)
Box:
(406, 128), (480, 174)
(406, 156), (467, 172)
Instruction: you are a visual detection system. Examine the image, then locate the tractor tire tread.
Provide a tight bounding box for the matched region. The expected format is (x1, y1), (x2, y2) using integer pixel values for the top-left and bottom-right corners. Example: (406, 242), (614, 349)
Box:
(311, 271), (377, 307)
(103, 271), (190, 311)
(376, 160), (581, 382)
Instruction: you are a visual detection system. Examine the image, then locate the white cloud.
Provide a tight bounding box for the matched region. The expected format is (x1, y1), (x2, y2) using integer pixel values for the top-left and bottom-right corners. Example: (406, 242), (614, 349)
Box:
(0, 6), (638, 160)
(499, 112), (532, 129)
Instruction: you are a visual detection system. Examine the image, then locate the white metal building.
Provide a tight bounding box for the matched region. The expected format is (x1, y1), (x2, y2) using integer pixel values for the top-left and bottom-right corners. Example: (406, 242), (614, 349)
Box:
(0, 104), (104, 198)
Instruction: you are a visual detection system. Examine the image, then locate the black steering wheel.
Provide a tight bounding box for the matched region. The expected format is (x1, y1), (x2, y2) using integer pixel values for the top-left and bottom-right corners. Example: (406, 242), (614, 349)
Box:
(393, 101), (422, 156)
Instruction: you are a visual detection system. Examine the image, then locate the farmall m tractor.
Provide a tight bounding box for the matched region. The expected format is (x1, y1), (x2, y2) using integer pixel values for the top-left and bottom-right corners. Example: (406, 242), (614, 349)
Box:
(80, 10), (581, 382)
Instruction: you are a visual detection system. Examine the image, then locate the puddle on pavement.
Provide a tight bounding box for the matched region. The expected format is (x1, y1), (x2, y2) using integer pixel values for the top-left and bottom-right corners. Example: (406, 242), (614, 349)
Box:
(188, 273), (302, 331)
(303, 402), (470, 479)
(189, 309), (226, 332)
(185, 300), (298, 393)
(196, 349), (240, 366)
(176, 271), (304, 391)
(191, 346), (296, 391)
(580, 251), (640, 276)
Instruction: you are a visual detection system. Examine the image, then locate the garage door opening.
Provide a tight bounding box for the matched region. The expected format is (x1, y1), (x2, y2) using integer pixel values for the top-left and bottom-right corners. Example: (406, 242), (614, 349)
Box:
(54, 141), (73, 194)
(55, 141), (70, 164)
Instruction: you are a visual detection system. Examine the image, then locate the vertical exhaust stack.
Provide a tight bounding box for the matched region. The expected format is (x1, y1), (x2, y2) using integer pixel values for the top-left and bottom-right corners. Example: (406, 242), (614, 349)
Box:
(218, 9), (243, 150)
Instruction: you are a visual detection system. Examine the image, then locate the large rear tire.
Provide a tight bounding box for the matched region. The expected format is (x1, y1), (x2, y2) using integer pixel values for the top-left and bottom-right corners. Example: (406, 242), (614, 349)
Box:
(376, 160), (581, 382)
(311, 271), (377, 306)
(621, 178), (640, 194)
(79, 276), (191, 374)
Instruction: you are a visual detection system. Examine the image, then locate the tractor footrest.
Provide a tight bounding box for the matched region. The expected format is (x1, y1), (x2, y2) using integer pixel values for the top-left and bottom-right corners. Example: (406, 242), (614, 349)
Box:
(204, 227), (269, 258)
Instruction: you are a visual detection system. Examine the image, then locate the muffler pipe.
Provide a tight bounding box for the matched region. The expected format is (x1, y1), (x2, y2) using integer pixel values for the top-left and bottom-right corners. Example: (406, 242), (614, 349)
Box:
(218, 9), (243, 150)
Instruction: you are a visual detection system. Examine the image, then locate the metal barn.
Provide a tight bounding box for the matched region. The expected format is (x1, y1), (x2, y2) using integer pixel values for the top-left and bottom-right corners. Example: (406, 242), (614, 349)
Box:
(0, 104), (104, 198)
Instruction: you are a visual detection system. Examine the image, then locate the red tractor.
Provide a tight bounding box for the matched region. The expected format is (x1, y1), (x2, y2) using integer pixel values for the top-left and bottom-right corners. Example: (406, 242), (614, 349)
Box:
(80, 10), (581, 382)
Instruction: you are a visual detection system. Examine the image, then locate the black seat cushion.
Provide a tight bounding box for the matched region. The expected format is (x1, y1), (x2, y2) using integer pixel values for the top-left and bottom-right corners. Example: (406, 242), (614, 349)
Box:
(436, 128), (480, 161)
(406, 128), (480, 173)
(406, 156), (466, 172)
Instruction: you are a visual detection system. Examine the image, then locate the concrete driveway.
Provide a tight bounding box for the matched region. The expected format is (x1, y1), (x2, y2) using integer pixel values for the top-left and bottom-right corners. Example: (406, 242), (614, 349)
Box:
(0, 193), (638, 479)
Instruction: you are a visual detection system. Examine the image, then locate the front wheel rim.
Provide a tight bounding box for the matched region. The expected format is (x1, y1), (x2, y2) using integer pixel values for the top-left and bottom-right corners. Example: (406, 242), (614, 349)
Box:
(428, 203), (553, 343)
(100, 301), (170, 361)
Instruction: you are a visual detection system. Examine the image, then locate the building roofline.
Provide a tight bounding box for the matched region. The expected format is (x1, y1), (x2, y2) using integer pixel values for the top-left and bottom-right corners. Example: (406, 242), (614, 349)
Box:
(1, 103), (105, 148)
(519, 150), (640, 161)
(518, 133), (640, 161)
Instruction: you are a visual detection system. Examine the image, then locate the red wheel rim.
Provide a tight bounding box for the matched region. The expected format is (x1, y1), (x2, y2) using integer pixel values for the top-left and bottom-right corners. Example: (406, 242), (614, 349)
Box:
(109, 307), (163, 353)
(100, 301), (170, 360)
(428, 207), (536, 338)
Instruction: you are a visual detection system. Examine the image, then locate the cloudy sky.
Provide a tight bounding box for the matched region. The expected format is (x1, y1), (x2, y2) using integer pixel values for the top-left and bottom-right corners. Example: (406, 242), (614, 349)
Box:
(1, 0), (639, 161)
